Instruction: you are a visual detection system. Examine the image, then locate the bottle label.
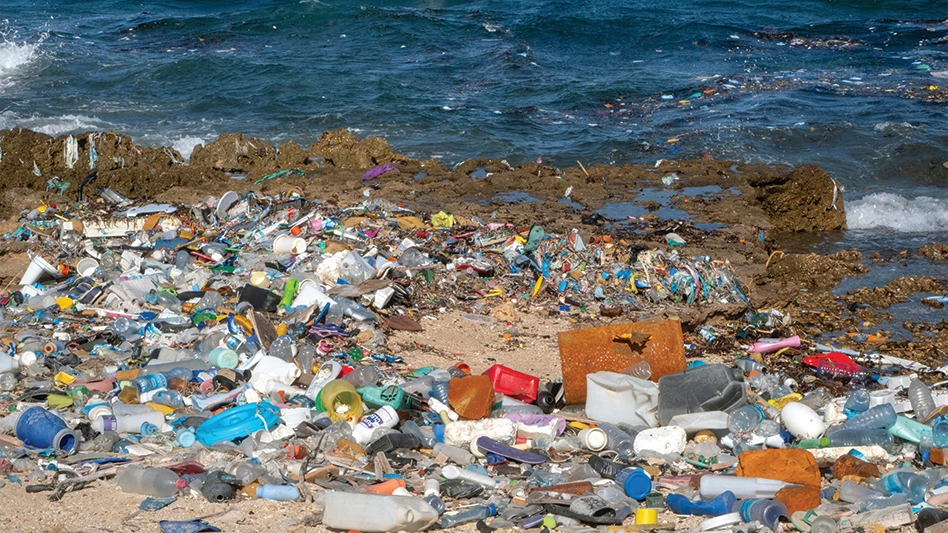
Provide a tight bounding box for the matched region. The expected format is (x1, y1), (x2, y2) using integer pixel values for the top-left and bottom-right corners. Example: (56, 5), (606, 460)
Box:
(101, 415), (117, 431)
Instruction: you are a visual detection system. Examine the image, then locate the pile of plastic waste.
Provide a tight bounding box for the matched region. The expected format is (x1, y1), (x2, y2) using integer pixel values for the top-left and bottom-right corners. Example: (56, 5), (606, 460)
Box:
(1, 189), (948, 532)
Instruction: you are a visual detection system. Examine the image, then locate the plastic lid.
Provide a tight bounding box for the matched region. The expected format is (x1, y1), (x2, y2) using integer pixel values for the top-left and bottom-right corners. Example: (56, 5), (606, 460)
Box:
(701, 513), (743, 531)
(176, 430), (196, 448)
(581, 428), (608, 451)
(620, 468), (652, 500)
(175, 478), (188, 489)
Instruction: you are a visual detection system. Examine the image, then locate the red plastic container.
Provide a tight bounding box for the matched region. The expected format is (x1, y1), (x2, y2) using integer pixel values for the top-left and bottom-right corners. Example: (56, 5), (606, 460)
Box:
(483, 364), (539, 403)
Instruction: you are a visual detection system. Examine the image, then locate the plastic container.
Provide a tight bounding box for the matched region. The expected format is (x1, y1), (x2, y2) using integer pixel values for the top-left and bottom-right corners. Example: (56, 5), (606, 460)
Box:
(133, 367), (192, 393)
(821, 428), (896, 451)
(319, 492), (439, 532)
(483, 364), (539, 403)
(878, 471), (927, 502)
(352, 406), (399, 444)
(14, 407), (80, 454)
(585, 372), (659, 427)
(597, 423), (635, 458)
(737, 499), (788, 528)
(838, 480), (884, 502)
(116, 466), (186, 497)
(810, 515), (838, 533)
(657, 364), (745, 425)
(844, 389), (871, 416)
(272, 234), (307, 255)
(666, 491), (735, 516)
(442, 464), (497, 489)
(727, 405), (763, 434)
(840, 403), (896, 430)
(578, 427), (608, 451)
(780, 402), (825, 440)
(888, 415), (932, 444)
(208, 347), (239, 369)
(699, 476), (791, 500)
(615, 467), (651, 500)
(256, 484), (300, 501)
(320, 379), (363, 422)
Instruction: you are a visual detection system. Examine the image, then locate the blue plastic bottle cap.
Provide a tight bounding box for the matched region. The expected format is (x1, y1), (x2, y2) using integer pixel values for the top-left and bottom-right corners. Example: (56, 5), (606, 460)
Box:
(617, 467), (652, 500)
(176, 430), (196, 448)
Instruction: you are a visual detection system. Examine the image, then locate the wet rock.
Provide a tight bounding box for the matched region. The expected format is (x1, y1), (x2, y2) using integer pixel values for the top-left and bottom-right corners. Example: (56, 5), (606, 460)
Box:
(190, 133), (277, 174)
(746, 164), (846, 232)
(766, 253), (869, 290)
(842, 276), (947, 309)
(310, 129), (396, 170)
(919, 243), (948, 261)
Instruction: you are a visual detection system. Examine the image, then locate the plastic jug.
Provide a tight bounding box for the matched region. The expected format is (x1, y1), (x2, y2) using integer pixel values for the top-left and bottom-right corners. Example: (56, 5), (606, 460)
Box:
(585, 372), (659, 427)
(319, 492), (439, 532)
(657, 364), (745, 425)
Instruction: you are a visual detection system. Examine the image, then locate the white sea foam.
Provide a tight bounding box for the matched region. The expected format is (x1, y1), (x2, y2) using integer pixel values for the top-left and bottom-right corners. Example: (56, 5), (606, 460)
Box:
(0, 111), (111, 136)
(0, 29), (44, 90)
(846, 192), (948, 232)
(171, 136), (208, 161)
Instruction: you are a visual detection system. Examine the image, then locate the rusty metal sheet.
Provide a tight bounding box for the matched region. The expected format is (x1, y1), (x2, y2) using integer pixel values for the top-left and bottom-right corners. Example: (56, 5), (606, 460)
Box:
(557, 319), (686, 404)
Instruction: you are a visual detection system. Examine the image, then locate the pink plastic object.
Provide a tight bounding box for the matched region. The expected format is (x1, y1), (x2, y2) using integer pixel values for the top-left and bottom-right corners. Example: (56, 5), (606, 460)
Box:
(748, 336), (800, 354)
(483, 364), (539, 403)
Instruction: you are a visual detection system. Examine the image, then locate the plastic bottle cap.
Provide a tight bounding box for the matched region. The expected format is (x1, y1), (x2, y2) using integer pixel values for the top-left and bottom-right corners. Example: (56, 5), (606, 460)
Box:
(176, 430), (196, 448)
(701, 513), (742, 531)
(175, 478), (188, 489)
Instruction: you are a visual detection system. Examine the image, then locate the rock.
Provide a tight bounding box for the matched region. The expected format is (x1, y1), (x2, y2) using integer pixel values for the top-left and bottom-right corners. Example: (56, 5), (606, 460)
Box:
(775, 485), (821, 515)
(633, 426), (687, 456)
(747, 164), (846, 232)
(310, 129), (395, 170)
(735, 449), (820, 487)
(832, 453), (881, 480)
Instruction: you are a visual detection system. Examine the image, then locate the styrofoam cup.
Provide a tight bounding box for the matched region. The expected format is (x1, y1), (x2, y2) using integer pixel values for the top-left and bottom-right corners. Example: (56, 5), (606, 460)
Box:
(250, 271), (270, 288)
(20, 253), (61, 286)
(273, 234), (307, 255)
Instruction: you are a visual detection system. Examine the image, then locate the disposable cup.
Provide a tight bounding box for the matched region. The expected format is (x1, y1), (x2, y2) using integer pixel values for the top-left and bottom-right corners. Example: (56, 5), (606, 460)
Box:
(273, 234), (307, 255)
(76, 257), (99, 277)
(20, 252), (61, 285)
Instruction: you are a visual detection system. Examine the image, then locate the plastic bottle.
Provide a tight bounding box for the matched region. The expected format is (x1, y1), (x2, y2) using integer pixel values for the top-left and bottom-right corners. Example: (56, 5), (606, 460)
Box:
(424, 495), (445, 515)
(837, 480), (884, 503)
(433, 443), (474, 465)
(256, 484), (300, 501)
(441, 504), (497, 528)
(429, 381), (450, 405)
(116, 466), (186, 497)
(133, 367), (192, 393)
(92, 410), (166, 434)
(810, 515), (838, 533)
(909, 379), (937, 420)
(152, 389), (184, 407)
(345, 365), (381, 389)
(402, 420), (436, 448)
(0, 373), (17, 391)
(734, 359), (765, 373)
(934, 415), (948, 448)
(666, 491), (736, 517)
(597, 423), (635, 458)
(875, 471), (927, 502)
(699, 476), (791, 499)
(798, 388), (833, 410)
(622, 360), (652, 380)
(316, 420), (353, 451)
(319, 492), (439, 532)
(588, 455), (623, 479)
(816, 359), (872, 382)
(920, 434), (934, 463)
(840, 403), (896, 430)
(736, 499), (788, 529)
(366, 432), (422, 455)
(442, 464), (497, 489)
(823, 429), (896, 451)
(727, 405), (763, 434)
(844, 389), (870, 416)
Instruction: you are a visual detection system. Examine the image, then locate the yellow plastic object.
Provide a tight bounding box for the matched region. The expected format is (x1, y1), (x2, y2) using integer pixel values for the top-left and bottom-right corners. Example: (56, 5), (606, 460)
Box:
(54, 372), (76, 387)
(635, 508), (658, 525)
(769, 393), (803, 410)
(531, 276), (544, 298)
(46, 394), (74, 409)
(232, 314), (253, 335)
(55, 297), (74, 310)
(431, 211), (456, 228)
(276, 323), (288, 337)
(146, 402), (175, 416)
(320, 379), (363, 423)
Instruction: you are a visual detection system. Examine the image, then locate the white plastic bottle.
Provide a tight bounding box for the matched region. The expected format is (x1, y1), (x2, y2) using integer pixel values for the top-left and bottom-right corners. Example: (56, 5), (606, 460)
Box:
(699, 475), (792, 499)
(92, 410), (166, 434)
(318, 492), (439, 532)
(352, 406), (399, 444)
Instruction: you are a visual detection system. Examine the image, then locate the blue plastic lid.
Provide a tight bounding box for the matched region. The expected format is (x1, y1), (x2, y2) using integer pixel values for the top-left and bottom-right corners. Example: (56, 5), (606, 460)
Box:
(176, 429), (196, 448)
(432, 423), (445, 443)
(618, 467), (651, 500)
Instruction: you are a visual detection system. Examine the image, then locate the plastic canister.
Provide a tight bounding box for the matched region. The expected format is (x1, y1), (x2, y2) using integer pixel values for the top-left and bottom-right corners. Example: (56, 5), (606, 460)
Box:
(320, 379), (363, 422)
(15, 407), (80, 454)
(352, 406), (399, 444)
(615, 467), (652, 500)
(483, 364), (539, 403)
(657, 364), (745, 425)
(250, 355), (301, 385)
(319, 492), (439, 533)
(208, 347), (239, 369)
(585, 371), (659, 427)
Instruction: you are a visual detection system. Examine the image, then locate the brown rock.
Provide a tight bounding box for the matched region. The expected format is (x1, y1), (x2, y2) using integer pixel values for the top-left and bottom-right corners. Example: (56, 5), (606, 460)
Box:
(833, 453), (881, 480)
(931, 448), (948, 466)
(735, 449), (820, 486)
(775, 485), (821, 514)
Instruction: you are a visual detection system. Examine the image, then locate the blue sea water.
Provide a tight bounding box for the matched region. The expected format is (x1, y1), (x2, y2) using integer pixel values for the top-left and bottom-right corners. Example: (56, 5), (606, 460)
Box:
(0, 0), (946, 233)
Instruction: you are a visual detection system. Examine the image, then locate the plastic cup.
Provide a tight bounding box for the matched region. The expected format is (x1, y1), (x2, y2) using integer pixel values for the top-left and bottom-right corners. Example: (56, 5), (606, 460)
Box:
(250, 271), (270, 288)
(320, 379), (363, 422)
(20, 252), (61, 285)
(75, 257), (99, 277)
(273, 234), (307, 255)
(216, 191), (239, 218)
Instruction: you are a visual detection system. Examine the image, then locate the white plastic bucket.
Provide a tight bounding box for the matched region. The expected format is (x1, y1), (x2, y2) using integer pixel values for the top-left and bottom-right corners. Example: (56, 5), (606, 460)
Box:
(20, 252), (61, 286)
(273, 234), (307, 255)
(585, 371), (659, 427)
(76, 258), (99, 277)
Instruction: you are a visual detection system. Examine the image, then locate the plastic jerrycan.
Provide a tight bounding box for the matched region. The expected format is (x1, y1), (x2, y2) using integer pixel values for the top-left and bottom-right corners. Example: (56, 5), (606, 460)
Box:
(319, 492), (439, 532)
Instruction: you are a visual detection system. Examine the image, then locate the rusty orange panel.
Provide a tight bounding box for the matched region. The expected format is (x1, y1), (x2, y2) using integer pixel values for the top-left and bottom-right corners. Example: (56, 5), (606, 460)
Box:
(557, 319), (686, 404)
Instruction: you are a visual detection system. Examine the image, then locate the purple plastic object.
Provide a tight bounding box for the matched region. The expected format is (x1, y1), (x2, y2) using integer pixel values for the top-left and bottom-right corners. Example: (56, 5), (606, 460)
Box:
(362, 162), (398, 181)
(502, 413), (566, 435)
(748, 336), (800, 354)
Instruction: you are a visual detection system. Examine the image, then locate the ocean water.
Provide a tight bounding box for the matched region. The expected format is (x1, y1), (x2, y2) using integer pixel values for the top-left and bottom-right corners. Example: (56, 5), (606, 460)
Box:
(0, 0), (946, 236)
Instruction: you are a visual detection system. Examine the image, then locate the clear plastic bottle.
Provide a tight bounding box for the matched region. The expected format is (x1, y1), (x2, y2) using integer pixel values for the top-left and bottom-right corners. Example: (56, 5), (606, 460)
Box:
(920, 434), (934, 463)
(735, 499), (788, 529)
(799, 388), (833, 410)
(432, 443), (474, 465)
(727, 405), (764, 434)
(909, 379), (937, 420)
(877, 471), (928, 502)
(117, 466), (186, 497)
(402, 420), (436, 448)
(152, 389), (183, 407)
(344, 366), (381, 388)
(826, 428), (896, 451)
(441, 504), (497, 528)
(296, 343), (315, 375)
(269, 335), (297, 361)
(0, 373), (17, 392)
(838, 480), (884, 503)
(622, 360), (652, 380)
(133, 367), (192, 393)
(840, 403), (896, 430)
(843, 389), (870, 416)
(597, 423), (634, 458)
(933, 416), (948, 448)
(429, 381), (450, 404)
(817, 359), (872, 382)
(316, 420), (353, 451)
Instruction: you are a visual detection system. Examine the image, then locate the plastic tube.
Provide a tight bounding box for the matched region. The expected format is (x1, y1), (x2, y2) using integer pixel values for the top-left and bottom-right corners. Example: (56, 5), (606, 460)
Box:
(442, 464), (497, 489)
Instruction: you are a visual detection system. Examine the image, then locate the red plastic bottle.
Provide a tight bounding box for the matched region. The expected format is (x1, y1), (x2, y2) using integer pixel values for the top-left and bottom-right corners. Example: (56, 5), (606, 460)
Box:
(483, 364), (539, 403)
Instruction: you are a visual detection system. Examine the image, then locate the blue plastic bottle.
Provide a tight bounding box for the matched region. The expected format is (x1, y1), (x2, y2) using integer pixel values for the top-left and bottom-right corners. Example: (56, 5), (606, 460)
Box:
(879, 471), (927, 503)
(933, 415), (948, 448)
(256, 484), (301, 501)
(666, 491), (735, 516)
(441, 504), (497, 528)
(737, 499), (788, 528)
